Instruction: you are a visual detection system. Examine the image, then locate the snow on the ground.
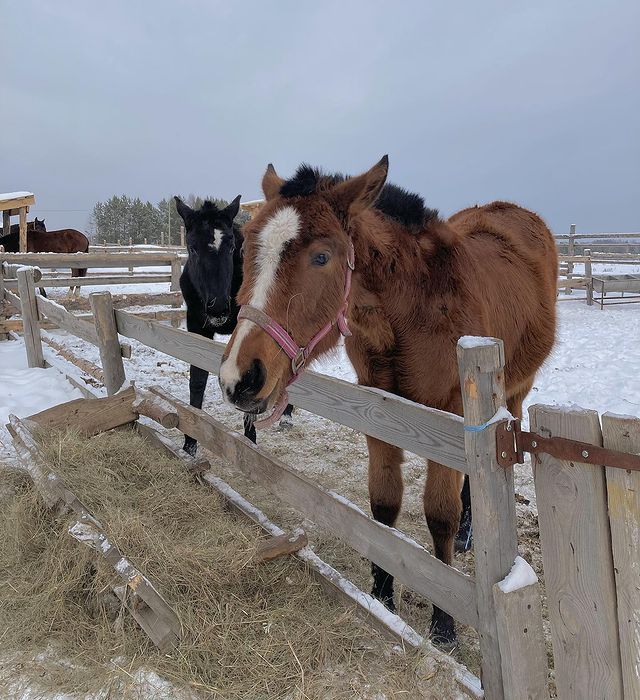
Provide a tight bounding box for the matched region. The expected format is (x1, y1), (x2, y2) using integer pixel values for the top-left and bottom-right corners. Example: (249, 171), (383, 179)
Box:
(0, 340), (83, 463)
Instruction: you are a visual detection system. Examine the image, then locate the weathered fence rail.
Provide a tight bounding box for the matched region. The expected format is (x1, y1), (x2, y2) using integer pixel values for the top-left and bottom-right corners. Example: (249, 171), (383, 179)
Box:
(1, 251), (185, 293)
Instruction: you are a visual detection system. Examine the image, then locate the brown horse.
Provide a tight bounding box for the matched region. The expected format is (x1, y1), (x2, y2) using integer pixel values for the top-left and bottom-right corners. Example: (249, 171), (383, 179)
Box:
(0, 221), (90, 296)
(218, 157), (557, 645)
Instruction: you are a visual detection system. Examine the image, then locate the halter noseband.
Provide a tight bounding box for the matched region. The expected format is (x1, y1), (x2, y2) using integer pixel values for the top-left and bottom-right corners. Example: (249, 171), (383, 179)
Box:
(236, 240), (355, 429)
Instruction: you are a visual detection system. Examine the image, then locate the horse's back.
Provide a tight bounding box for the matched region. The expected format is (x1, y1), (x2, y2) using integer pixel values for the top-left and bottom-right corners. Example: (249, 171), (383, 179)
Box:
(449, 201), (557, 289)
(28, 229), (89, 254)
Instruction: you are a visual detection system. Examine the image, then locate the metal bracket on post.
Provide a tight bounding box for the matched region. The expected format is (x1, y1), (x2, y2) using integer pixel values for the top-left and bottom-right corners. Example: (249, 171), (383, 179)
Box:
(496, 419), (640, 472)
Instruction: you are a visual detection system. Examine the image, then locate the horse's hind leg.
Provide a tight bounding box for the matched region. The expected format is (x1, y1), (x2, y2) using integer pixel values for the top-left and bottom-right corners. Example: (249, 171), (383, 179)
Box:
(424, 461), (464, 647)
(183, 364), (209, 456)
(455, 476), (473, 552)
(367, 435), (404, 611)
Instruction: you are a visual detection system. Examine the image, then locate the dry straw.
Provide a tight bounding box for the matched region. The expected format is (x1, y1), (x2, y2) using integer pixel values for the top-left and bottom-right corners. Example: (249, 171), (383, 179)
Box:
(0, 428), (459, 699)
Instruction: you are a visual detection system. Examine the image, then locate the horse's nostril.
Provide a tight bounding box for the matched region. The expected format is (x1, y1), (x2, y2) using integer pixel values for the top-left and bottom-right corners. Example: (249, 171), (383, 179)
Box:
(239, 359), (266, 398)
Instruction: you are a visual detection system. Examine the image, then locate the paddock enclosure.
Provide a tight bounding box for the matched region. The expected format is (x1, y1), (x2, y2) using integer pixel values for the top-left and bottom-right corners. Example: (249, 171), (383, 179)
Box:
(1, 243), (640, 699)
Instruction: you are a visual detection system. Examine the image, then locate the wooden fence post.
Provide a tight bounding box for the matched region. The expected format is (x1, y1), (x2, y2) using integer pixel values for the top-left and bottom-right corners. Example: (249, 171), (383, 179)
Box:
(584, 248), (593, 306)
(564, 223), (576, 294)
(529, 404), (624, 700)
(0, 259), (7, 341)
(180, 225), (185, 248)
(89, 291), (126, 395)
(492, 580), (549, 700)
(2, 211), (10, 238)
(16, 266), (44, 367)
(457, 338), (518, 700)
(170, 256), (181, 292)
(602, 412), (640, 700)
(19, 206), (28, 252)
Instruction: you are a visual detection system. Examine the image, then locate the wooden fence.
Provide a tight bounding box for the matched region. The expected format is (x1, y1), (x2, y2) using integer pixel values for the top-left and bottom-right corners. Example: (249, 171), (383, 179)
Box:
(3, 266), (640, 699)
(555, 227), (640, 255)
(0, 250), (185, 293)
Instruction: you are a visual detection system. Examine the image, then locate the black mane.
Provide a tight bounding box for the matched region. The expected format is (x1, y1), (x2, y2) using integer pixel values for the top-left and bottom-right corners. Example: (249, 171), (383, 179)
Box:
(279, 164), (438, 231)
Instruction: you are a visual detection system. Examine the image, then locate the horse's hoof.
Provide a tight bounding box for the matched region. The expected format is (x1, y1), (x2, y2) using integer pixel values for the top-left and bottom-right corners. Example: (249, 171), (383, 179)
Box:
(183, 441), (197, 457)
(429, 618), (457, 652)
(276, 415), (293, 431)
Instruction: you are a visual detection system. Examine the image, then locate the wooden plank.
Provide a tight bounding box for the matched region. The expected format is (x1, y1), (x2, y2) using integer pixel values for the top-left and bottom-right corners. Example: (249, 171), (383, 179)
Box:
(0, 192), (35, 210)
(255, 529), (308, 561)
(0, 252), (177, 268)
(41, 331), (105, 384)
(42, 346), (105, 399)
(529, 404), (624, 700)
(602, 412), (640, 700)
(35, 294), (131, 357)
(457, 338), (518, 700)
(22, 274), (171, 288)
(114, 311), (468, 471)
(150, 386), (479, 628)
(68, 518), (181, 652)
(90, 292), (126, 395)
(16, 267), (44, 368)
(26, 385), (137, 434)
(492, 580), (549, 700)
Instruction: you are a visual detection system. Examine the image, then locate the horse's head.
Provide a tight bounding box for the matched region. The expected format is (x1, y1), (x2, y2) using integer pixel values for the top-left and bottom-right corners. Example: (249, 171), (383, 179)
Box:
(33, 217), (46, 231)
(219, 156), (388, 415)
(176, 195), (241, 324)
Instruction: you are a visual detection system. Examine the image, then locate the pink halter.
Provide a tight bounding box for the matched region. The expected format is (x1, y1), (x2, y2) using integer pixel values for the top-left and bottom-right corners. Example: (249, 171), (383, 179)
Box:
(237, 240), (355, 429)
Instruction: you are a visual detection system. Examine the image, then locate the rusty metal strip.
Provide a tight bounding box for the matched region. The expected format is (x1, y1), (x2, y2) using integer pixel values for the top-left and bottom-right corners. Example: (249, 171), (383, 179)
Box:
(496, 419), (640, 472)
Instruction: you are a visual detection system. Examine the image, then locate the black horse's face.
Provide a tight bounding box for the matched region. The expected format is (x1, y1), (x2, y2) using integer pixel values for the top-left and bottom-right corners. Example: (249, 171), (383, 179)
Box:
(175, 195), (241, 325)
(33, 217), (46, 231)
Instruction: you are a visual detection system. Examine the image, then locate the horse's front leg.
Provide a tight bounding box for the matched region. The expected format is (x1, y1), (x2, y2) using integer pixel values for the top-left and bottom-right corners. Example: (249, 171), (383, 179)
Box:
(276, 403), (294, 431)
(367, 435), (404, 611)
(454, 475), (472, 552)
(183, 364), (209, 456)
(243, 413), (257, 444)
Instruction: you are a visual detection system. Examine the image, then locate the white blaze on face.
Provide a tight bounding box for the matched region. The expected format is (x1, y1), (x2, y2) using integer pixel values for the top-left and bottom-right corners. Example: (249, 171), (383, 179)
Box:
(219, 206), (300, 395)
(208, 228), (223, 252)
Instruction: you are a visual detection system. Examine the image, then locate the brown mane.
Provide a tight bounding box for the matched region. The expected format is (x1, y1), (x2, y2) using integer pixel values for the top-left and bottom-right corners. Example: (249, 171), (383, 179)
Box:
(219, 158), (557, 645)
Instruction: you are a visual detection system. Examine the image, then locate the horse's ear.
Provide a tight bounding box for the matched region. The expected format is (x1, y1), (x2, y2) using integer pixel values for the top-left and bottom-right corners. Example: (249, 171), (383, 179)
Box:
(174, 196), (193, 222)
(223, 195), (241, 221)
(330, 155), (389, 219)
(262, 164), (284, 201)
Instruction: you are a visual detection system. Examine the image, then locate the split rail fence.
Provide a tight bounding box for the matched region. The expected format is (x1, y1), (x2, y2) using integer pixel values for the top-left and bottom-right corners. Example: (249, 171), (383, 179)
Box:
(0, 250), (186, 293)
(2, 265), (640, 700)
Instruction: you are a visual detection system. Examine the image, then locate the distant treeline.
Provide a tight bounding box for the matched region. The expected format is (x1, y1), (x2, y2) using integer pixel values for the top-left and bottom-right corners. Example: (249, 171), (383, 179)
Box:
(90, 195), (249, 245)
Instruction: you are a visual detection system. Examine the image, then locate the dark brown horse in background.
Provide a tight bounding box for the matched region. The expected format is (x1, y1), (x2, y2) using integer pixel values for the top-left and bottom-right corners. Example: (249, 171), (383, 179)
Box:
(0, 218), (90, 296)
(218, 156), (558, 647)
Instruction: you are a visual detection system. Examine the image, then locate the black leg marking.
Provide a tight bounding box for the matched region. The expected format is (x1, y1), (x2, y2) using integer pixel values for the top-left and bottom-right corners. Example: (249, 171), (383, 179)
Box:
(244, 413), (257, 444)
(430, 605), (457, 650)
(370, 502), (399, 611)
(183, 364), (209, 455)
(455, 475), (473, 552)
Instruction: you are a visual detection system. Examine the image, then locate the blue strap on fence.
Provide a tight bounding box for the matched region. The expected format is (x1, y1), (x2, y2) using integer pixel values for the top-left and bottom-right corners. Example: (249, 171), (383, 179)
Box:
(464, 421), (493, 433)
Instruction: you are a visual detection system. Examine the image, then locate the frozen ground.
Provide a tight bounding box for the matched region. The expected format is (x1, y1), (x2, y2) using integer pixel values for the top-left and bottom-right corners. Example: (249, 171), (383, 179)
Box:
(0, 341), (82, 464)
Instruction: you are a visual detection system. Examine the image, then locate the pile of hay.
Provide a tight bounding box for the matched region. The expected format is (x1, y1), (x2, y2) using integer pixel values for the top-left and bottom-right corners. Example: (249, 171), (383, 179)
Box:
(0, 428), (460, 699)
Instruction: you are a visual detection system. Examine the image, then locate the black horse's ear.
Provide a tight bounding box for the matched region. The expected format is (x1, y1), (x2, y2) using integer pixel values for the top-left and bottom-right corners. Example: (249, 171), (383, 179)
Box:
(174, 196), (193, 222)
(223, 195), (241, 221)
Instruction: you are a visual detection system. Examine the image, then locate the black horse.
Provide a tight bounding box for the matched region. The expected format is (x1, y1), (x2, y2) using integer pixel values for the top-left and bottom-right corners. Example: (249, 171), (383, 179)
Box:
(175, 196), (293, 455)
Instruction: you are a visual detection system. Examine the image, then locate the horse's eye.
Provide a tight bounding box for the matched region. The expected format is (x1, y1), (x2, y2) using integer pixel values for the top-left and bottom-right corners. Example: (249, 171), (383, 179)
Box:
(312, 252), (330, 266)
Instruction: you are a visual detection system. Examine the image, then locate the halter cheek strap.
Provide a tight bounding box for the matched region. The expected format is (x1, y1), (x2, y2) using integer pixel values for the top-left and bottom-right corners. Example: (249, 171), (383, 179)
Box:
(237, 240), (355, 429)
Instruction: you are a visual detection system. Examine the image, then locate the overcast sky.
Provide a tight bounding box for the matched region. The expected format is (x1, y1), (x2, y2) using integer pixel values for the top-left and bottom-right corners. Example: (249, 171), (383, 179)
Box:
(2, 0), (638, 233)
